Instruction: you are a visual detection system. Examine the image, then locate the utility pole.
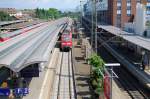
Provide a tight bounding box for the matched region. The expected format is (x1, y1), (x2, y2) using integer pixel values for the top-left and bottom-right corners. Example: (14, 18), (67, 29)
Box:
(94, 0), (98, 53)
(91, 0), (94, 52)
(92, 0), (97, 53)
(0, 26), (1, 35)
(80, 1), (83, 28)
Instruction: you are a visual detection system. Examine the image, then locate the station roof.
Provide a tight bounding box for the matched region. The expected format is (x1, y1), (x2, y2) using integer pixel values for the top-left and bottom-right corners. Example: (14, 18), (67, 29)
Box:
(0, 18), (67, 72)
(0, 20), (44, 30)
(98, 25), (150, 51)
(0, 20), (25, 26)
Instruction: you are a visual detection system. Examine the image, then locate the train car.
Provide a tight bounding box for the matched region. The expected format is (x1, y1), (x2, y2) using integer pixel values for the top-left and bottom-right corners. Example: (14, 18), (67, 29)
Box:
(0, 31), (21, 42)
(61, 26), (72, 51)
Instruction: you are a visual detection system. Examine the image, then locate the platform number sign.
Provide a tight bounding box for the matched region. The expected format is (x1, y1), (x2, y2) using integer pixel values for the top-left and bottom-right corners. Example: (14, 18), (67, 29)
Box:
(14, 88), (29, 95)
(0, 88), (10, 96)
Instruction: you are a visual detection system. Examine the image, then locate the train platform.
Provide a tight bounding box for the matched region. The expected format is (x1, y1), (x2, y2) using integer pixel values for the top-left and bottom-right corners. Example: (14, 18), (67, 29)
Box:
(73, 31), (130, 99)
(72, 37), (94, 99)
(112, 44), (150, 73)
(23, 48), (59, 99)
(97, 36), (150, 89)
(98, 25), (150, 89)
(110, 44), (150, 86)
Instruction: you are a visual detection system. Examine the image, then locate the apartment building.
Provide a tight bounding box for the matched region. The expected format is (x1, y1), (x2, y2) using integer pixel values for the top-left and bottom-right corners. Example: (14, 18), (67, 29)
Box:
(83, 0), (149, 28)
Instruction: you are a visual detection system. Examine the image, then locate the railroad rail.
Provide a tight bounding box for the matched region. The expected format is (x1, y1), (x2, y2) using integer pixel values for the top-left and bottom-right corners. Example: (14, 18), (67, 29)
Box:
(0, 20), (26, 26)
(51, 51), (75, 99)
(116, 67), (149, 99)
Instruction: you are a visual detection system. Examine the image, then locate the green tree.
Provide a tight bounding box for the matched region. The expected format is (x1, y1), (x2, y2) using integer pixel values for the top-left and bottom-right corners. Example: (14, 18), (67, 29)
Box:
(48, 8), (60, 19)
(0, 11), (15, 21)
(35, 8), (61, 19)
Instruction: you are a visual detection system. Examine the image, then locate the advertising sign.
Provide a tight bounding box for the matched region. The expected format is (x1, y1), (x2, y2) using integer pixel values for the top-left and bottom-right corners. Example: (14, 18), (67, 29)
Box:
(96, 0), (108, 11)
(0, 88), (29, 96)
(0, 88), (10, 96)
(14, 88), (29, 96)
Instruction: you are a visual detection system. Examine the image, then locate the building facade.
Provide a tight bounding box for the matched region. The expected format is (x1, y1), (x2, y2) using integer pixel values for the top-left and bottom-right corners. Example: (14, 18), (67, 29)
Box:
(0, 8), (17, 15)
(83, 0), (149, 28)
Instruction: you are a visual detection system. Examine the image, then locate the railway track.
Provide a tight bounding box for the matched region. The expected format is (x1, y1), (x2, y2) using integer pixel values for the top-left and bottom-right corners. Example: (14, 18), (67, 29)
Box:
(115, 67), (149, 99)
(98, 45), (150, 99)
(51, 51), (75, 99)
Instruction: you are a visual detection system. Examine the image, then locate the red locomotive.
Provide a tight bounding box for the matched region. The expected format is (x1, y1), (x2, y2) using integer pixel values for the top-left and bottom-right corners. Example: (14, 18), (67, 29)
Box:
(60, 26), (72, 51)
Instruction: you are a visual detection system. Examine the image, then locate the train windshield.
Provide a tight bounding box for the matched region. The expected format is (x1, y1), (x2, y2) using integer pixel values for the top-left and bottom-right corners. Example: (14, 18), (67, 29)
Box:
(63, 30), (70, 34)
(62, 35), (71, 41)
(63, 37), (70, 41)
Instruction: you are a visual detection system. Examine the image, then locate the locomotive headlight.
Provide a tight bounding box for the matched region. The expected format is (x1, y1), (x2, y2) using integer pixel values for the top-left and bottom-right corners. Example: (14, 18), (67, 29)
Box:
(67, 42), (71, 45)
(62, 43), (66, 45)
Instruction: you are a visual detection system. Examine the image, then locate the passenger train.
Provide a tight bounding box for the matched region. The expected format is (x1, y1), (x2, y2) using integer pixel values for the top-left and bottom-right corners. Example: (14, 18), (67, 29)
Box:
(60, 20), (73, 51)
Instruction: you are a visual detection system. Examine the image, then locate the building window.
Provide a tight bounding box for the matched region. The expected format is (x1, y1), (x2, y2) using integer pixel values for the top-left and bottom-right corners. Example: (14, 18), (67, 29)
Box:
(147, 2), (150, 6)
(126, 0), (131, 16)
(127, 10), (131, 16)
(116, 15), (121, 27)
(137, 0), (140, 3)
(146, 11), (150, 15)
(117, 1), (121, 10)
(127, 2), (131, 6)
(117, 2), (121, 6)
(117, 10), (121, 14)
(147, 1), (150, 15)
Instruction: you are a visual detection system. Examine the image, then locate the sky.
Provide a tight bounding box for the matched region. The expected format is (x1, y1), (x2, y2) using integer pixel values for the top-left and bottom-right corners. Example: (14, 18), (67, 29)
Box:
(0, 0), (82, 11)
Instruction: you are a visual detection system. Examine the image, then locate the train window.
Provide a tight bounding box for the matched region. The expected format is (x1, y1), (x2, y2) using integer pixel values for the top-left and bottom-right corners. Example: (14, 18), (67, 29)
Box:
(63, 31), (70, 34)
(63, 37), (70, 41)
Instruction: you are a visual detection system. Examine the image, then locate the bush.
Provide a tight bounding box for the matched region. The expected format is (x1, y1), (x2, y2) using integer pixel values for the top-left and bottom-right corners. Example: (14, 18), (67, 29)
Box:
(89, 53), (104, 68)
(88, 53), (105, 95)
